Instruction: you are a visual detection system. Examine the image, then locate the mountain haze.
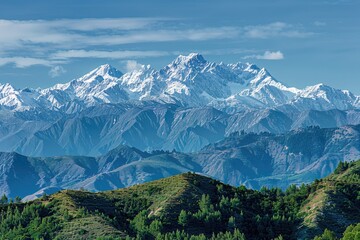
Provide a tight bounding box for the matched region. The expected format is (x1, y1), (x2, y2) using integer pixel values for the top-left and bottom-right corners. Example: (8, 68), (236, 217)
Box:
(0, 124), (359, 199)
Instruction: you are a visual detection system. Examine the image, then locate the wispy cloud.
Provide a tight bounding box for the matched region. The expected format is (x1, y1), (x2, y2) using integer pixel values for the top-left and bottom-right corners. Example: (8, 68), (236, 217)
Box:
(0, 19), (310, 51)
(49, 65), (66, 78)
(0, 57), (56, 68)
(51, 50), (170, 60)
(0, 18), (158, 33)
(0, 18), (311, 68)
(244, 22), (312, 39)
(122, 60), (144, 72)
(0, 19), (239, 51)
(51, 18), (160, 31)
(244, 51), (284, 60)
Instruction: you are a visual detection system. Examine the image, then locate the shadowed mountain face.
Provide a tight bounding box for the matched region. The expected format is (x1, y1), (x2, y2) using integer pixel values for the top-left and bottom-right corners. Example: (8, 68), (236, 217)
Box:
(1, 124), (360, 199)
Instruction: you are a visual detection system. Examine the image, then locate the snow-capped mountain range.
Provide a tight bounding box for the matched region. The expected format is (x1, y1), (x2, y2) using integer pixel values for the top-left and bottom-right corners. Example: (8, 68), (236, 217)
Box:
(0, 53), (359, 113)
(1, 53), (360, 157)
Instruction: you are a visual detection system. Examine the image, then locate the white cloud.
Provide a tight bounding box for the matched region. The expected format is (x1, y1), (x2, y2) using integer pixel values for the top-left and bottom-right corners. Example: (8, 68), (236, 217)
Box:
(49, 65), (66, 78)
(51, 50), (170, 60)
(0, 19), (311, 56)
(0, 19), (312, 53)
(122, 60), (144, 72)
(244, 51), (284, 60)
(0, 57), (53, 68)
(244, 22), (312, 39)
(0, 19), (310, 69)
(58, 28), (239, 47)
(51, 18), (160, 31)
(0, 19), (240, 52)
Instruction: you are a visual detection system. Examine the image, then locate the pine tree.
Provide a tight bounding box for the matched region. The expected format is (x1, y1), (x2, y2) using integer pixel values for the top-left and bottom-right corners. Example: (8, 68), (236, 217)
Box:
(14, 196), (22, 203)
(228, 216), (236, 231)
(178, 210), (189, 227)
(314, 228), (338, 240)
(0, 194), (8, 204)
(149, 219), (163, 236)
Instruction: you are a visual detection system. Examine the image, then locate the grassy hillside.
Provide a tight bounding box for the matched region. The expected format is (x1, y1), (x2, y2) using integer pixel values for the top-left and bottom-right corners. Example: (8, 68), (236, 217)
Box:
(0, 161), (359, 240)
(298, 160), (360, 239)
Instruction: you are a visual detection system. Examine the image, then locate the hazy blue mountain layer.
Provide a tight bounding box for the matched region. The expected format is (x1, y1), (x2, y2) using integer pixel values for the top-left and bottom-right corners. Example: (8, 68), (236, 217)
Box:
(0, 124), (359, 199)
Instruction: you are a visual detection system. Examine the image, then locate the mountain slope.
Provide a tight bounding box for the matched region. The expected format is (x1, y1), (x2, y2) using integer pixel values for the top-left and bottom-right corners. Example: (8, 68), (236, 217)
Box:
(8, 103), (360, 157)
(196, 124), (360, 189)
(298, 160), (360, 239)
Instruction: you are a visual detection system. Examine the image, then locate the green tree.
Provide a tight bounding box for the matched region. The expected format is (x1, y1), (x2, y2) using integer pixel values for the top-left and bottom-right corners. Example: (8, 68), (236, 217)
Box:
(149, 219), (163, 236)
(342, 223), (360, 240)
(42, 193), (49, 201)
(274, 235), (284, 240)
(313, 229), (338, 240)
(228, 216), (236, 231)
(0, 194), (8, 204)
(14, 196), (22, 203)
(233, 229), (246, 240)
(178, 210), (189, 227)
(199, 194), (213, 213)
(130, 210), (151, 238)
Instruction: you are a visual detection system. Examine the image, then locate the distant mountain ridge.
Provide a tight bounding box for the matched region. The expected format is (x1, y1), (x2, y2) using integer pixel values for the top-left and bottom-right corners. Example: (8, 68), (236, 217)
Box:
(4, 104), (360, 157)
(1, 124), (360, 200)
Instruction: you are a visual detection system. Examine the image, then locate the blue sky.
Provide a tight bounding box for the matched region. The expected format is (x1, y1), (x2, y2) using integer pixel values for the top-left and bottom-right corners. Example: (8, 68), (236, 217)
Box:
(0, 0), (359, 92)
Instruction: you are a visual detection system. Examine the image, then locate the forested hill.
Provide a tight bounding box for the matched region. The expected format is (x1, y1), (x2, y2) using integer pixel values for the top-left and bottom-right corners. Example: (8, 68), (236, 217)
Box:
(0, 160), (359, 240)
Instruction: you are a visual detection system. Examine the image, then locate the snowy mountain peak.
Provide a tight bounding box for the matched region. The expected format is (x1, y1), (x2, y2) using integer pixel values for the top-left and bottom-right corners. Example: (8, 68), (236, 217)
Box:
(246, 63), (260, 71)
(289, 83), (358, 110)
(0, 83), (26, 110)
(0, 83), (16, 94)
(300, 83), (338, 98)
(96, 64), (123, 78)
(78, 64), (123, 83)
(171, 53), (207, 67)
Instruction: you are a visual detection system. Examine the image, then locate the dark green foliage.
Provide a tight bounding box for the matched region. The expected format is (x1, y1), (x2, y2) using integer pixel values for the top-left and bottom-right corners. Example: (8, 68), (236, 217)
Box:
(341, 223), (360, 240)
(178, 210), (189, 227)
(14, 196), (22, 203)
(157, 229), (245, 240)
(313, 223), (360, 240)
(0, 201), (60, 240)
(334, 161), (356, 175)
(313, 229), (338, 240)
(0, 194), (8, 204)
